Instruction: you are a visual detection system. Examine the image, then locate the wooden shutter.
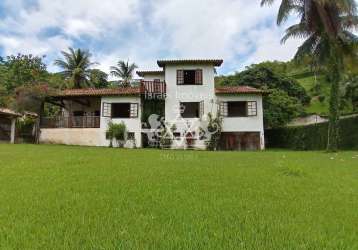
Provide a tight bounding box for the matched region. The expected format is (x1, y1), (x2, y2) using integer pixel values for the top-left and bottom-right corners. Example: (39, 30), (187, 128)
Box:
(130, 103), (138, 118)
(219, 102), (228, 117)
(195, 69), (203, 85)
(247, 101), (257, 116)
(177, 70), (184, 85)
(102, 102), (111, 117)
(199, 101), (204, 118)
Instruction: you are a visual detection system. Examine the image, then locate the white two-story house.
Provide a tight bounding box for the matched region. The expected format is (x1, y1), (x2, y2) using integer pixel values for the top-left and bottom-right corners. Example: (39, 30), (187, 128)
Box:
(40, 59), (265, 150)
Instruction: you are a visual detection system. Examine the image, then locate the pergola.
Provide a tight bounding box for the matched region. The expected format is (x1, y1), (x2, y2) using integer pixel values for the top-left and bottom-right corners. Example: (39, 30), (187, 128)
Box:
(0, 108), (21, 144)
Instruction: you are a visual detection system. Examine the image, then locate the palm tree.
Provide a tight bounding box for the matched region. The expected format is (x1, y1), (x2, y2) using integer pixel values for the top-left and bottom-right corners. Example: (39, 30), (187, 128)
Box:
(54, 48), (96, 89)
(110, 60), (138, 87)
(261, 0), (357, 151)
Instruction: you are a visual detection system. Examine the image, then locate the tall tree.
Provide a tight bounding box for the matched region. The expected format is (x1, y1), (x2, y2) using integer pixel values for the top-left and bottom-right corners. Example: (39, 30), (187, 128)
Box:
(261, 0), (358, 151)
(89, 69), (109, 89)
(0, 54), (48, 92)
(54, 48), (96, 89)
(110, 60), (138, 87)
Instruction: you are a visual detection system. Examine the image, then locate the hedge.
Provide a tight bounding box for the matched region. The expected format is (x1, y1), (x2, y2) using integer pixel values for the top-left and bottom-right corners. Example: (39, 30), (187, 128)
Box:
(265, 116), (358, 150)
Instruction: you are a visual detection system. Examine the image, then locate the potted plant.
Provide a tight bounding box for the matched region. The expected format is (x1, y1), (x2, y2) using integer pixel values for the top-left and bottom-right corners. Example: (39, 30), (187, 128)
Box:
(106, 122), (127, 148)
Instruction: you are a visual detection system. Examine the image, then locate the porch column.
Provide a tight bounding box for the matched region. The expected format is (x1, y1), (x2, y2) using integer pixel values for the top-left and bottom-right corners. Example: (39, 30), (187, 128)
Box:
(260, 131), (265, 150)
(10, 117), (16, 144)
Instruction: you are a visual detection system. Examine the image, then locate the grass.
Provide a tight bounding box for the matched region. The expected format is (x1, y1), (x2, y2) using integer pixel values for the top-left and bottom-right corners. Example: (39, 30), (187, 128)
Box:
(0, 144), (357, 249)
(294, 73), (330, 115)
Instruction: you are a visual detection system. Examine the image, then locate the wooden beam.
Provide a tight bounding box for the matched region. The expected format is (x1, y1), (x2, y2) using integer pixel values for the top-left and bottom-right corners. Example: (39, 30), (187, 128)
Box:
(44, 98), (66, 108)
(72, 99), (91, 107)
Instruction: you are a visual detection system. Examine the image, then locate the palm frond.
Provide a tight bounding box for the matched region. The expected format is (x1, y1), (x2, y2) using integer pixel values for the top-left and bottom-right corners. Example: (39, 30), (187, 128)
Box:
(53, 47), (95, 88)
(261, 0), (276, 6)
(277, 0), (294, 25)
(281, 23), (311, 44)
(294, 34), (319, 60)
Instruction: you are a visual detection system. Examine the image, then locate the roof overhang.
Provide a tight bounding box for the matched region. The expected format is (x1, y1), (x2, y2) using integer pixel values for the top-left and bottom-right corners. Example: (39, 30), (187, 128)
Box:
(157, 59), (223, 67)
(136, 70), (164, 77)
(215, 86), (268, 95)
(0, 108), (21, 117)
(51, 87), (141, 98)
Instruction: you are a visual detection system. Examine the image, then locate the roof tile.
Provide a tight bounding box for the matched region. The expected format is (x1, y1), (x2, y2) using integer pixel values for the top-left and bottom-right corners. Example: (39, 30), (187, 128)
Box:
(157, 59), (223, 67)
(53, 87), (141, 97)
(215, 86), (265, 94)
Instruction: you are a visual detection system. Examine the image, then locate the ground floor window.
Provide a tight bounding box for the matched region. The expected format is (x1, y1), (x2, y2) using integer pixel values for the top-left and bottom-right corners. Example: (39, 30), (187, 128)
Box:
(220, 101), (257, 117)
(112, 103), (130, 118)
(102, 103), (138, 118)
(127, 132), (135, 140)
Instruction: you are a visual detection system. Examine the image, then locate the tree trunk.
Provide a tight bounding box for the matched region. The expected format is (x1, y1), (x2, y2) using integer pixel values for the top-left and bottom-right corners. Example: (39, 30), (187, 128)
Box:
(326, 45), (342, 152)
(34, 101), (45, 144)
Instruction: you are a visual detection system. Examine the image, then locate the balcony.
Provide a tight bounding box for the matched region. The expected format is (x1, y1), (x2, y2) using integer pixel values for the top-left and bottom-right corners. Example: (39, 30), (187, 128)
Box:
(41, 116), (100, 129)
(140, 80), (166, 100)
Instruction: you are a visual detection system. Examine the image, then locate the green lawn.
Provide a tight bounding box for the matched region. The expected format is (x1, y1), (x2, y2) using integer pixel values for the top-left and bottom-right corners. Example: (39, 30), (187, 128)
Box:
(0, 145), (357, 249)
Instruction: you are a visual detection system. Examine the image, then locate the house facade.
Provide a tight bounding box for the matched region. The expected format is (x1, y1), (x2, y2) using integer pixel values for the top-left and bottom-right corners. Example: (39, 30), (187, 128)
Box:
(40, 59), (265, 150)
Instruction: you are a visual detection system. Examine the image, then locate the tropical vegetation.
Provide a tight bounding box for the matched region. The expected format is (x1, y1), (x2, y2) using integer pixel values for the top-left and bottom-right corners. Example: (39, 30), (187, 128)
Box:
(110, 60), (138, 87)
(260, 0), (358, 151)
(106, 122), (127, 147)
(54, 47), (97, 89)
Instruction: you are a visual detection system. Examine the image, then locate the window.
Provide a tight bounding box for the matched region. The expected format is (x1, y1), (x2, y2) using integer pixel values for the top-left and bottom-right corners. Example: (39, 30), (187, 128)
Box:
(247, 101), (257, 116)
(103, 103), (139, 118)
(220, 101), (257, 117)
(173, 132), (181, 140)
(177, 69), (202, 85)
(102, 102), (111, 117)
(228, 102), (247, 117)
(112, 103), (130, 118)
(127, 132), (135, 140)
(180, 102), (200, 118)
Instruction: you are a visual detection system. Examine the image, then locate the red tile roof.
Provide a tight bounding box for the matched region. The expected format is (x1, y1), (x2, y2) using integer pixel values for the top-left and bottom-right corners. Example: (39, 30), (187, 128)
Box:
(215, 86), (265, 95)
(136, 70), (164, 77)
(157, 59), (223, 67)
(53, 87), (141, 97)
(0, 108), (21, 117)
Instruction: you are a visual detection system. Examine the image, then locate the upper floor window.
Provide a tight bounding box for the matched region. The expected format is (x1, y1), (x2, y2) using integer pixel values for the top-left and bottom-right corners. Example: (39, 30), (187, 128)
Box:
(102, 103), (138, 118)
(177, 69), (202, 85)
(220, 101), (257, 117)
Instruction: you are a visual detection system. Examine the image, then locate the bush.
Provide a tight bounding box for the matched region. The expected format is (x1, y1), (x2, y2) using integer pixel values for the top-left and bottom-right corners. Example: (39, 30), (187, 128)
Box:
(265, 116), (358, 150)
(106, 122), (127, 147)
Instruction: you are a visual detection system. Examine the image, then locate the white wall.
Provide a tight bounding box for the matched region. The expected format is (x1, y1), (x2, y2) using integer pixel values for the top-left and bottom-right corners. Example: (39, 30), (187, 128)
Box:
(40, 128), (103, 146)
(164, 64), (216, 130)
(101, 96), (142, 148)
(142, 74), (165, 82)
(216, 94), (265, 150)
(216, 95), (264, 132)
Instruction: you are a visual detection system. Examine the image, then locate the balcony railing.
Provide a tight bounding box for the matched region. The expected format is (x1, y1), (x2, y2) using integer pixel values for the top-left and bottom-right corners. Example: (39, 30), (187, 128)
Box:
(41, 116), (100, 129)
(140, 80), (166, 99)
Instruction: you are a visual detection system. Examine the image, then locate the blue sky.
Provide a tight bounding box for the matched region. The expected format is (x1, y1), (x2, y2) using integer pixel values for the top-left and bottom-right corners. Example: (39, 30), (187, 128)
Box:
(0, 0), (304, 78)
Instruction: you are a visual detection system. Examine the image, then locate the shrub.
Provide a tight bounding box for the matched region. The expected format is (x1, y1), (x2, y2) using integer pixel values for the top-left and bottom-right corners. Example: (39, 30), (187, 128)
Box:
(266, 116), (358, 150)
(318, 95), (326, 103)
(106, 122), (127, 148)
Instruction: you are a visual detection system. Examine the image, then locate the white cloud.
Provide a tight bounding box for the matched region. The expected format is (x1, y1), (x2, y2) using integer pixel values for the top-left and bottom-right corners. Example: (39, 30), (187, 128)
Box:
(0, 0), (302, 75)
